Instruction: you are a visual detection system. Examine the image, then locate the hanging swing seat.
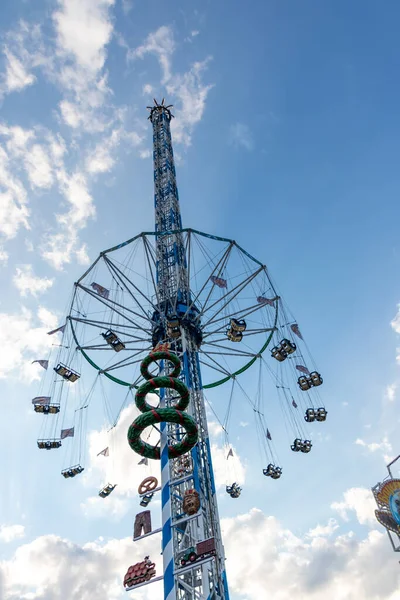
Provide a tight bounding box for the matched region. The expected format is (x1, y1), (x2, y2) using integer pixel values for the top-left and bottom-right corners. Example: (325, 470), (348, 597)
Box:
(310, 371), (323, 387)
(271, 338), (296, 362)
(226, 329), (243, 343)
(291, 438), (312, 453)
(226, 483), (242, 498)
(304, 408), (316, 422)
(102, 330), (126, 352)
(140, 493), (154, 507)
(315, 408), (327, 422)
(99, 483), (117, 498)
(34, 403), (60, 414)
(62, 465), (84, 479)
(230, 318), (247, 333)
(166, 315), (181, 339)
(37, 439), (62, 450)
(54, 363), (80, 382)
(297, 376), (312, 391)
(263, 464), (282, 479)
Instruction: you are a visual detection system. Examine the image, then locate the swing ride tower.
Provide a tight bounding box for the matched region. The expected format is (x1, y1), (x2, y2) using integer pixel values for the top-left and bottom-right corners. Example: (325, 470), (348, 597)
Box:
(148, 99), (229, 599)
(33, 99), (327, 600)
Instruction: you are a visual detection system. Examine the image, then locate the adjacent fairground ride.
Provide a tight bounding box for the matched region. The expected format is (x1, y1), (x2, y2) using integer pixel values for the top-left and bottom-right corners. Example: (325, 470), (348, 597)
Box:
(373, 455), (400, 556)
(32, 99), (327, 599)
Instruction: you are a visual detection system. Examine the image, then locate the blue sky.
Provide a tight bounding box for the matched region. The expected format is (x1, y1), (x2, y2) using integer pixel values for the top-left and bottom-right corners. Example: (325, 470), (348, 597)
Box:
(1, 1), (400, 598)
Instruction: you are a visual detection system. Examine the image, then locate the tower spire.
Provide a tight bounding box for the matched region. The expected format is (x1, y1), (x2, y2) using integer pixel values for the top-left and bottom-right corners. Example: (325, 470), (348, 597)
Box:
(148, 98), (188, 306)
(148, 101), (230, 600)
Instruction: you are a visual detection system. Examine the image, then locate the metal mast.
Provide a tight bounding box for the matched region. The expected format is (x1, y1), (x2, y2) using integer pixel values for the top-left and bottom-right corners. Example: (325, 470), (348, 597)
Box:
(148, 99), (230, 600)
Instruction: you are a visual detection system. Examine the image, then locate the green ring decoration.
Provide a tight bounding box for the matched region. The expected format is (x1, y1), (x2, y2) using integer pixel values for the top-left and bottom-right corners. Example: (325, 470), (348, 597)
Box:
(128, 408), (198, 460)
(128, 351), (198, 460)
(140, 350), (181, 380)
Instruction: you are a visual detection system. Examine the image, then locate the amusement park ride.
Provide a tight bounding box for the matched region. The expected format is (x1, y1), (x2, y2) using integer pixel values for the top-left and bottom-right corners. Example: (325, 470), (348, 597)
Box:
(32, 99), (327, 599)
(373, 455), (400, 556)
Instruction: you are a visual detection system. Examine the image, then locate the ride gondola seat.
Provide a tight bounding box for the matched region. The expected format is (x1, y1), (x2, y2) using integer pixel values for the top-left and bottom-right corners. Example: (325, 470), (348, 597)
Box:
(280, 338), (296, 355)
(227, 329), (243, 343)
(271, 346), (286, 362)
(54, 364), (80, 382)
(310, 371), (323, 387)
(305, 408), (315, 422)
(298, 376), (312, 391)
(230, 318), (247, 333)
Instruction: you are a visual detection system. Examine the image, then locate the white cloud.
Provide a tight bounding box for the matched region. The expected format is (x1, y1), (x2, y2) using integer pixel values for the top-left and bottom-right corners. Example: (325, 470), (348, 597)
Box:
(167, 57), (214, 147)
(3, 48), (36, 93)
(142, 83), (153, 95)
(0, 524), (25, 543)
(191, 30), (200, 37)
(75, 243), (90, 265)
(42, 171), (96, 269)
(122, 0), (133, 15)
(130, 25), (175, 84)
(331, 487), (377, 526)
(0, 306), (56, 381)
(13, 264), (54, 297)
(80, 400), (161, 516)
(85, 128), (121, 174)
(222, 508), (400, 600)
(139, 149), (151, 159)
(0, 143), (29, 239)
(390, 305), (400, 334)
(355, 436), (392, 455)
(229, 122), (254, 151)
(23, 143), (54, 189)
(1, 494), (400, 599)
(53, 0), (115, 72)
(0, 247), (9, 265)
(385, 383), (397, 402)
(307, 518), (339, 538)
(211, 443), (246, 488)
(0, 533), (162, 600)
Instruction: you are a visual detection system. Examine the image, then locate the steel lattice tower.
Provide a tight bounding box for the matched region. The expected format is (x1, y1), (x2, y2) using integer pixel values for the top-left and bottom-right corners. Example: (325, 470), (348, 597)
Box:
(148, 99), (230, 600)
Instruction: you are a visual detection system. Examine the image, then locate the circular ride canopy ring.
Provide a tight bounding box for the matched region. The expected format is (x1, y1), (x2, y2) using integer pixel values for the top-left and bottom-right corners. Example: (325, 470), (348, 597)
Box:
(69, 229), (279, 389)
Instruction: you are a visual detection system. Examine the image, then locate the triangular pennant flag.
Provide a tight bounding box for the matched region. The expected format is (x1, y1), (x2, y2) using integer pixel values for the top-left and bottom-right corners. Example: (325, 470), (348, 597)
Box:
(210, 275), (227, 289)
(60, 427), (74, 440)
(296, 365), (310, 375)
(97, 447), (109, 457)
(266, 429), (272, 441)
(32, 396), (51, 405)
(91, 282), (110, 299)
(47, 324), (66, 336)
(31, 359), (49, 370)
(227, 448), (234, 459)
(292, 398), (298, 408)
(138, 457), (148, 466)
(257, 296), (275, 306)
(290, 323), (303, 340)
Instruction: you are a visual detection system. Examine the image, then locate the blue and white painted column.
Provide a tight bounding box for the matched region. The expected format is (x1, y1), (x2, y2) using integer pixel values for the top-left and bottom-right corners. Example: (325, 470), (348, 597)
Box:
(160, 397), (176, 600)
